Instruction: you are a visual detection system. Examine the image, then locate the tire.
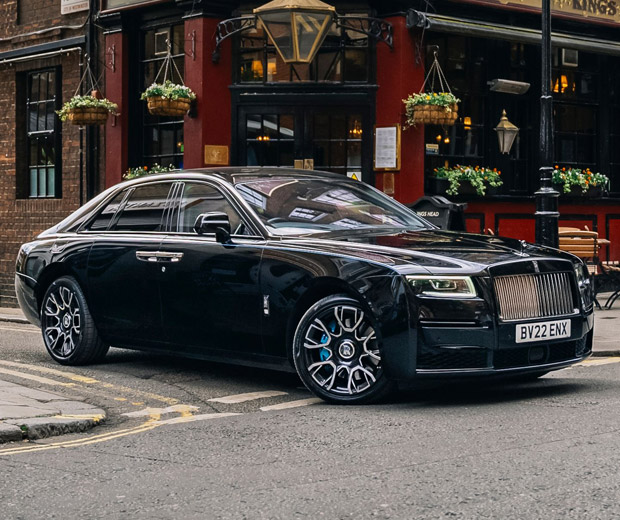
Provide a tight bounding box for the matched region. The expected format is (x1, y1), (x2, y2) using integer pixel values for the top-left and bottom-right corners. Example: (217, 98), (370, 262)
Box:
(292, 295), (394, 404)
(40, 276), (109, 365)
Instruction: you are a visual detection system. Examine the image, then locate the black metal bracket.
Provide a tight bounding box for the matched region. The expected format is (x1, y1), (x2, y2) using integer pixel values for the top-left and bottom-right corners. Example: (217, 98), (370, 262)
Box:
(336, 16), (393, 48)
(212, 15), (257, 63)
(212, 14), (393, 63)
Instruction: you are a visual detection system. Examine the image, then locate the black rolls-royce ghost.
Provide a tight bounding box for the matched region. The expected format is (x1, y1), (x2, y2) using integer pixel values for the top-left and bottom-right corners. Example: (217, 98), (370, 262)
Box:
(15, 168), (594, 404)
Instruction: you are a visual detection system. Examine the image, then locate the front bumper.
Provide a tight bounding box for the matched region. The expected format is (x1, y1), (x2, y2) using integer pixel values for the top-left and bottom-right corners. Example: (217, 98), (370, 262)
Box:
(15, 273), (40, 327)
(415, 310), (594, 378)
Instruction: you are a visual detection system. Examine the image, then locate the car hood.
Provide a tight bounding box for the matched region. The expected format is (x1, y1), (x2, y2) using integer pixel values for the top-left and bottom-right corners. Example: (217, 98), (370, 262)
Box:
(279, 228), (576, 275)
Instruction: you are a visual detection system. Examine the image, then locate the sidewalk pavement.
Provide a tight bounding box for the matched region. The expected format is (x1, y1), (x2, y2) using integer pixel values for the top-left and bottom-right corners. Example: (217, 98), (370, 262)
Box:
(1, 300), (619, 444)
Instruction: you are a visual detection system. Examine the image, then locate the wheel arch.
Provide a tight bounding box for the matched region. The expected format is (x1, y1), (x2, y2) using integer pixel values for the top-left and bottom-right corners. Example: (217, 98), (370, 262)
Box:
(35, 264), (83, 312)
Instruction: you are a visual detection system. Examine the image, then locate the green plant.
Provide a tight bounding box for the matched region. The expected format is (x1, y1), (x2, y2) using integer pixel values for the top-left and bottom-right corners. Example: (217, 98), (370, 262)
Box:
(56, 95), (118, 121)
(140, 80), (196, 101)
(403, 92), (460, 108)
(433, 165), (503, 196)
(123, 163), (176, 180)
(551, 166), (609, 194)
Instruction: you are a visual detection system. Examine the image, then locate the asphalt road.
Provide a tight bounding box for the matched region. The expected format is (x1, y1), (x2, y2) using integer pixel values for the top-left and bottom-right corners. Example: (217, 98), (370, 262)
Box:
(1, 322), (620, 519)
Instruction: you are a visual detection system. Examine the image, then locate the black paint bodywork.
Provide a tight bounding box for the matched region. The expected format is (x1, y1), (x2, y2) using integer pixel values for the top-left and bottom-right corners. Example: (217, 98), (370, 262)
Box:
(15, 168), (594, 382)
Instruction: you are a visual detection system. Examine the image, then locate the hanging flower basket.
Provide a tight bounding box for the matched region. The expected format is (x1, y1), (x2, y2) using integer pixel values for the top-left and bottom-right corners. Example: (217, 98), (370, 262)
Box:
(57, 91), (118, 126)
(403, 50), (460, 128)
(405, 94), (459, 127)
(145, 96), (192, 117)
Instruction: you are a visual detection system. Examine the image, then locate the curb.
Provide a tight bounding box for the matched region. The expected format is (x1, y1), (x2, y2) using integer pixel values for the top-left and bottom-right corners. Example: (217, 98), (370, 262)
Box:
(591, 350), (620, 357)
(0, 315), (30, 325)
(0, 412), (106, 444)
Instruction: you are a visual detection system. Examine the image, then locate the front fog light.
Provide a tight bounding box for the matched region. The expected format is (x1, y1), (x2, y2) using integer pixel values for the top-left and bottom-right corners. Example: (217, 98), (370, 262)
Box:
(406, 275), (477, 298)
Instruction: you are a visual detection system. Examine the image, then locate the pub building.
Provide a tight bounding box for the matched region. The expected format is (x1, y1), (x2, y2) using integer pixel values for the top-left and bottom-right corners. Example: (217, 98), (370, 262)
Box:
(99, 0), (620, 260)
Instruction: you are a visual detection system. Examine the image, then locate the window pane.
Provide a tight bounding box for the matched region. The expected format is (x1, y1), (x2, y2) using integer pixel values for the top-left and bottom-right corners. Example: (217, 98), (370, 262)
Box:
(89, 191), (127, 231)
(112, 183), (173, 232)
(178, 183), (243, 233)
(29, 168), (37, 197)
(38, 168), (46, 197)
(46, 168), (55, 197)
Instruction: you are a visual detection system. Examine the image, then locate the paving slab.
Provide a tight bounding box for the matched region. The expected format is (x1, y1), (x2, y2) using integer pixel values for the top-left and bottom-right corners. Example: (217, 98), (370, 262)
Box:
(0, 378), (106, 444)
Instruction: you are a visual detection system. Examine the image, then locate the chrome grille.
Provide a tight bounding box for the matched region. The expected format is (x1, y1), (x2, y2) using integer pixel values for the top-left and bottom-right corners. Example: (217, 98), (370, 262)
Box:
(493, 272), (575, 321)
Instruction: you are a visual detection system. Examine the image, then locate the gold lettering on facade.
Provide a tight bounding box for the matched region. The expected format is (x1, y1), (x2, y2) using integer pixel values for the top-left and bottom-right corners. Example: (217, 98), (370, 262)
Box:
(495, 0), (619, 23)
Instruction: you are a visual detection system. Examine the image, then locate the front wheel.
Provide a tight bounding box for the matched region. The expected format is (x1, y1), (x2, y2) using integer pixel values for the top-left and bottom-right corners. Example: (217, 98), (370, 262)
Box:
(292, 295), (393, 404)
(41, 276), (109, 365)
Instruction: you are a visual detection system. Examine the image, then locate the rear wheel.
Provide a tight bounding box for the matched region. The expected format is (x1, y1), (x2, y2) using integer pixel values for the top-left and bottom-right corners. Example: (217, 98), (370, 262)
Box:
(292, 295), (393, 404)
(41, 276), (109, 365)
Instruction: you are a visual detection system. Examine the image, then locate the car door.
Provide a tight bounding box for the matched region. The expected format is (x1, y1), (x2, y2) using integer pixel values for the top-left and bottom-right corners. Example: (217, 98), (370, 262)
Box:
(158, 180), (266, 355)
(85, 181), (176, 348)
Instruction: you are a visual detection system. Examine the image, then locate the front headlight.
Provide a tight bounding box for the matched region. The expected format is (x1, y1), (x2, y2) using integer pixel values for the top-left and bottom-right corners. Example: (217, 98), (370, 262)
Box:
(574, 263), (588, 287)
(406, 275), (477, 298)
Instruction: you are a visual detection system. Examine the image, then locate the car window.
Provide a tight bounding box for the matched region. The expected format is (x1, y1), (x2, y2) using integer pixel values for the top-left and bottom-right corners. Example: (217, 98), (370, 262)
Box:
(87, 190), (127, 231)
(178, 182), (247, 235)
(110, 182), (174, 232)
(233, 176), (429, 235)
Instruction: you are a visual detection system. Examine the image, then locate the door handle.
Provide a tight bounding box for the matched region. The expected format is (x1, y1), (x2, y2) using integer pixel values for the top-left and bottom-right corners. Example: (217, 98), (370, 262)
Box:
(156, 251), (184, 262)
(136, 251), (184, 263)
(136, 251), (159, 263)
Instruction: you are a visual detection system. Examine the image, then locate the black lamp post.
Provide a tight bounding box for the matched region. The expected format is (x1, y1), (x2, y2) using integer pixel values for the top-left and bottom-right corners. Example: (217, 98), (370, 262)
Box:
(535, 0), (559, 248)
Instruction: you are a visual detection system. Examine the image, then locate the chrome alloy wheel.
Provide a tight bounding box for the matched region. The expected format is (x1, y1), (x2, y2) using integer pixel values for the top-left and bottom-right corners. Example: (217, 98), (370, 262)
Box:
(42, 285), (82, 359)
(300, 303), (382, 396)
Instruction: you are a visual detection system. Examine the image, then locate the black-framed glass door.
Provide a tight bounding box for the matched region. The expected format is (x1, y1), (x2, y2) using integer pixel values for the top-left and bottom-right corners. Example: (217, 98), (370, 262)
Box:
(237, 104), (373, 183)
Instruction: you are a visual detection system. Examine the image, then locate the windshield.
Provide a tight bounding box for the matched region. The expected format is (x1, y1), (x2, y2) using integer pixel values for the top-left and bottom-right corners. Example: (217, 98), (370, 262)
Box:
(232, 175), (430, 235)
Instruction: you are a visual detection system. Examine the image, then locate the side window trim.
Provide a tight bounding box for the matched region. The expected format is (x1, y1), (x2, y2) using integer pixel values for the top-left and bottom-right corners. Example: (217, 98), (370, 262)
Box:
(162, 182), (183, 232)
(108, 188), (134, 230)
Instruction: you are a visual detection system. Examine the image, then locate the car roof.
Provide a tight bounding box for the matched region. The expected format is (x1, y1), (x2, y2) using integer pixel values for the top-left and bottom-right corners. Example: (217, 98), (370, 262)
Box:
(149, 167), (349, 184)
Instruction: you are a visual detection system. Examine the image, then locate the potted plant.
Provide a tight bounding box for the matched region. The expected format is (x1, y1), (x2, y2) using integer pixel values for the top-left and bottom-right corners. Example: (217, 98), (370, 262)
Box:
(57, 90), (118, 126)
(431, 165), (503, 196)
(403, 92), (460, 127)
(552, 166), (609, 196)
(123, 163), (176, 180)
(141, 80), (196, 117)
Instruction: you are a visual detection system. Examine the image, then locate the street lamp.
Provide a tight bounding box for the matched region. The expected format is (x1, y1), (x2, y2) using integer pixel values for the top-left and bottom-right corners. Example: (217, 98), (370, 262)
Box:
(494, 110), (519, 155)
(535, 0), (560, 248)
(212, 1), (392, 64)
(254, 0), (336, 64)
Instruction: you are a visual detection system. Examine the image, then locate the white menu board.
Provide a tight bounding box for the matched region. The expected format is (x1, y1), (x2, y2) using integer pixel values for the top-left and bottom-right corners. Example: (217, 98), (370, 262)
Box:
(374, 125), (400, 171)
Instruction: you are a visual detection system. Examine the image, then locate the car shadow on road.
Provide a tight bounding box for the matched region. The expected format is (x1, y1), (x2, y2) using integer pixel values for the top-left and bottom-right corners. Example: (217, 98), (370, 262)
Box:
(93, 347), (304, 389)
(391, 376), (603, 408)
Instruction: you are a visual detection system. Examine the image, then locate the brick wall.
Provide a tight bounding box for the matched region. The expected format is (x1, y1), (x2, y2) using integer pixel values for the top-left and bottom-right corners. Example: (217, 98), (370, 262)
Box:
(0, 1), (96, 307)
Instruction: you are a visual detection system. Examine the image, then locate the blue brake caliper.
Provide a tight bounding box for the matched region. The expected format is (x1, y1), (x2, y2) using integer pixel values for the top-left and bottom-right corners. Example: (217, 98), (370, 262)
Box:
(319, 321), (337, 361)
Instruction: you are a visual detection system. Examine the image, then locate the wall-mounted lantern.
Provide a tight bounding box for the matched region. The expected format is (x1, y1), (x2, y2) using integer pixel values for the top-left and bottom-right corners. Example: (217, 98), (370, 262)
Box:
(254, 0), (336, 64)
(212, 0), (393, 64)
(494, 109), (519, 154)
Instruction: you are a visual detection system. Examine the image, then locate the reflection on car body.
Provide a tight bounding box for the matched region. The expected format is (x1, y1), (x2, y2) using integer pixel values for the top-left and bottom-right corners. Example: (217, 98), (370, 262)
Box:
(15, 168), (594, 404)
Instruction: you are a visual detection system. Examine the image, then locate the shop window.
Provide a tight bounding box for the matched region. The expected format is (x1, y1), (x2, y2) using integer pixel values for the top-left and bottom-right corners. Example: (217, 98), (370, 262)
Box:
(22, 70), (60, 199)
(237, 19), (370, 84)
(552, 49), (599, 169)
(140, 24), (185, 169)
(246, 114), (295, 166)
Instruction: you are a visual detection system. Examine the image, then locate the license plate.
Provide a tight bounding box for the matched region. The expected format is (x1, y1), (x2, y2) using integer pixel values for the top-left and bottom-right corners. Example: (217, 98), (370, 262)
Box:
(515, 319), (571, 344)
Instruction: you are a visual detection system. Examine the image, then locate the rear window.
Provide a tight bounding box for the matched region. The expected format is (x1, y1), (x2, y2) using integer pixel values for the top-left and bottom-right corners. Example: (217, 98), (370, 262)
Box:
(110, 183), (174, 232)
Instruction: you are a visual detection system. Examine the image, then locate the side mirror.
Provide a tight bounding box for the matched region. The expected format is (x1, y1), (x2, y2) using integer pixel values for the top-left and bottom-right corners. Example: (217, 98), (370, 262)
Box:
(193, 212), (232, 243)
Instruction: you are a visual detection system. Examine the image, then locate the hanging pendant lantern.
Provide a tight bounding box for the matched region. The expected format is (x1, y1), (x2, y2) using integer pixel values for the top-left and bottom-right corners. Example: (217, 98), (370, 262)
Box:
(494, 109), (519, 154)
(254, 0), (336, 64)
